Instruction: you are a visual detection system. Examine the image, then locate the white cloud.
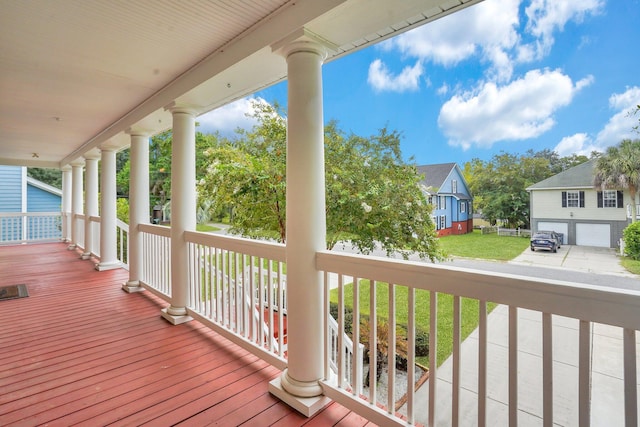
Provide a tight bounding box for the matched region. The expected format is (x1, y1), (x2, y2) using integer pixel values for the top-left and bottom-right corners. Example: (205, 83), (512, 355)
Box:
(595, 86), (640, 147)
(553, 86), (640, 156)
(383, 0), (521, 81)
(367, 59), (424, 93)
(438, 69), (593, 149)
(554, 133), (598, 156)
(197, 97), (269, 135)
(524, 0), (604, 59)
(373, 0), (603, 86)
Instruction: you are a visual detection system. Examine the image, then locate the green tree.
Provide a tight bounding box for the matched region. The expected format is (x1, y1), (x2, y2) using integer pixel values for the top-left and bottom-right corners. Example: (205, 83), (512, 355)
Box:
(27, 168), (62, 188)
(198, 101), (443, 261)
(593, 139), (640, 222)
(464, 150), (590, 228)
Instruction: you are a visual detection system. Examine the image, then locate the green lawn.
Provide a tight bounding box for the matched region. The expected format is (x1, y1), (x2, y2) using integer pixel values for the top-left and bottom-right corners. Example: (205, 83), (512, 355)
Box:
(621, 257), (640, 274)
(439, 229), (530, 260)
(330, 281), (496, 367)
(196, 223), (221, 232)
(327, 230), (525, 368)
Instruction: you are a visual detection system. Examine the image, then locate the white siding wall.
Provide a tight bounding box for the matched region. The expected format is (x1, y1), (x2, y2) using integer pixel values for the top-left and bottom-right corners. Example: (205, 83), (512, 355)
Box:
(530, 189), (627, 221)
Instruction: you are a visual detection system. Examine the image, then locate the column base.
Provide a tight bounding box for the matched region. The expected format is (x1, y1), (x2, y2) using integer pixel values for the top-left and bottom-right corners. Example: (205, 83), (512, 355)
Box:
(122, 280), (145, 293)
(95, 261), (122, 271)
(67, 244), (76, 250)
(269, 372), (330, 417)
(81, 252), (92, 260)
(161, 307), (193, 325)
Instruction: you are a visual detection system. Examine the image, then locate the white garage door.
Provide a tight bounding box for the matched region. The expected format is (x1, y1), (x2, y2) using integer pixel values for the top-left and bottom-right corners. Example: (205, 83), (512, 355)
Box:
(537, 222), (568, 244)
(576, 223), (610, 247)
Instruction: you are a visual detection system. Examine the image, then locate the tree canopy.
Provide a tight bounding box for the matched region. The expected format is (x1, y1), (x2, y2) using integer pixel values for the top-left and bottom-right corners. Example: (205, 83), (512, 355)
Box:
(197, 102), (443, 261)
(593, 139), (640, 222)
(464, 150), (590, 228)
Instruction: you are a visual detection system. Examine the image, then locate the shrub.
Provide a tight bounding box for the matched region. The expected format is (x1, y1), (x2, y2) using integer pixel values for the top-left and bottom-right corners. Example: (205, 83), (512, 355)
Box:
(329, 301), (429, 358)
(623, 221), (640, 260)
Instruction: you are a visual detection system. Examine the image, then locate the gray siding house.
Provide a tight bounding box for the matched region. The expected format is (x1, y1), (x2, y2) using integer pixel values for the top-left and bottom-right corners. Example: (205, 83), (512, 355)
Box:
(527, 160), (627, 248)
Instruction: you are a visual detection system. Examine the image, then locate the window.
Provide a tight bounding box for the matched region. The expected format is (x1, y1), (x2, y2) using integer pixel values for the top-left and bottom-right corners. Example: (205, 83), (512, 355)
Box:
(562, 191), (585, 208)
(451, 179), (457, 193)
(460, 201), (466, 213)
(432, 216), (438, 229)
(439, 215), (446, 230)
(438, 196), (446, 210)
(597, 190), (623, 208)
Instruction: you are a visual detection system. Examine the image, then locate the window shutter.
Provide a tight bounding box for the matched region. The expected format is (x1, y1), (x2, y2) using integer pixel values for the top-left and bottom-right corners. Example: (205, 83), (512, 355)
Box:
(597, 191), (603, 208)
(617, 191), (624, 208)
(579, 191), (585, 208)
(561, 191), (567, 208)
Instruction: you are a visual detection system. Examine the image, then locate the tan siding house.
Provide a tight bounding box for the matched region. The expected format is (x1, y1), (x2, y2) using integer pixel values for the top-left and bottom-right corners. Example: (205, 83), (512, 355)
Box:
(527, 160), (628, 248)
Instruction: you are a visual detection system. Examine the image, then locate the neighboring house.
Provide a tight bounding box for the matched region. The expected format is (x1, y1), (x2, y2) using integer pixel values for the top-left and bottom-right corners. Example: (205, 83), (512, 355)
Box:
(417, 162), (473, 237)
(0, 165), (62, 241)
(527, 159), (628, 248)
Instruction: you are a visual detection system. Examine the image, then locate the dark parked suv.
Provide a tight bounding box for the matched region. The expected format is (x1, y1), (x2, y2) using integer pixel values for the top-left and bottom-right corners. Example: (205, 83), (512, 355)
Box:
(537, 230), (563, 249)
(530, 232), (558, 253)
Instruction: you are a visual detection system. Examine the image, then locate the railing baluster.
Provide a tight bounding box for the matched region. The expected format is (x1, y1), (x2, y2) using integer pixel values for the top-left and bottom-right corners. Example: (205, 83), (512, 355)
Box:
(478, 300), (487, 427)
(369, 279), (377, 405)
(509, 306), (518, 426)
(352, 276), (360, 396)
(578, 320), (591, 427)
(542, 312), (553, 427)
(623, 327), (638, 425)
(407, 286), (416, 425)
(337, 274), (345, 389)
(429, 290), (438, 427)
(277, 261), (284, 357)
(258, 257), (265, 346)
(452, 295), (461, 427)
(268, 259), (274, 352)
(388, 283), (396, 414)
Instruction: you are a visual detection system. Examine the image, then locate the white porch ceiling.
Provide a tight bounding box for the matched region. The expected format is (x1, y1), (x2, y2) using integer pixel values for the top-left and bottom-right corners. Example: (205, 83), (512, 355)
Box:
(0, 0), (481, 169)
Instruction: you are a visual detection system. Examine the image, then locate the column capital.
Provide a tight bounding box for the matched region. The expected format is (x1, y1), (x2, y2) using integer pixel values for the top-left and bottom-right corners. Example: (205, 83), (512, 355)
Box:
(83, 151), (101, 161)
(70, 159), (85, 167)
(164, 102), (199, 116)
(61, 165), (72, 172)
(272, 28), (337, 60)
(126, 127), (152, 138)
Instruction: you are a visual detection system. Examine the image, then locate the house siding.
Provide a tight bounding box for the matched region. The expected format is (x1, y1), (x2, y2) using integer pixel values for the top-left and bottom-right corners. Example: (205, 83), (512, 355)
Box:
(27, 185), (61, 212)
(530, 189), (627, 248)
(531, 189), (627, 222)
(0, 166), (62, 242)
(0, 165), (23, 212)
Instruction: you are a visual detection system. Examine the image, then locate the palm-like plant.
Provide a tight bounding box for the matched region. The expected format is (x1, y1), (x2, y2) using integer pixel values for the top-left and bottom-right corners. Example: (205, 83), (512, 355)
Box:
(593, 139), (640, 222)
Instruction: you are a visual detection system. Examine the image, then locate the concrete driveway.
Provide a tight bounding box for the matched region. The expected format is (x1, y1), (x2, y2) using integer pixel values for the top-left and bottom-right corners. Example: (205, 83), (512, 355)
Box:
(509, 244), (634, 277)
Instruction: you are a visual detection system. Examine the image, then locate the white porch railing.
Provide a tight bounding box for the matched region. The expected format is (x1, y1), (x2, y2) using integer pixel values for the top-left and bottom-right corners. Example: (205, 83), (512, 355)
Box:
(317, 250), (640, 427)
(116, 218), (129, 268)
(74, 213), (85, 250)
(139, 223), (171, 298)
(59, 220), (640, 426)
(184, 231), (288, 369)
(0, 212), (63, 244)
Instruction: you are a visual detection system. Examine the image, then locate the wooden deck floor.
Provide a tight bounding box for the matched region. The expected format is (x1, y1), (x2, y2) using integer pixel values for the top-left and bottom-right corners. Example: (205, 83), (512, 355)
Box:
(0, 243), (372, 426)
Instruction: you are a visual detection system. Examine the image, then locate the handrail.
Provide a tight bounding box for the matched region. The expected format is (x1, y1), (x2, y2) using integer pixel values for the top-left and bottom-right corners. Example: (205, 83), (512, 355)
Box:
(317, 249), (640, 426)
(317, 251), (640, 330)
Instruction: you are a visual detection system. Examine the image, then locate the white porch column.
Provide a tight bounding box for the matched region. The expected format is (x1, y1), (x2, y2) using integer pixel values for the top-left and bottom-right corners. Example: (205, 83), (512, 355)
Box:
(123, 132), (150, 293)
(269, 32), (331, 416)
(81, 153), (100, 260)
(97, 147), (121, 271)
(68, 160), (84, 250)
(61, 165), (72, 242)
(161, 106), (195, 325)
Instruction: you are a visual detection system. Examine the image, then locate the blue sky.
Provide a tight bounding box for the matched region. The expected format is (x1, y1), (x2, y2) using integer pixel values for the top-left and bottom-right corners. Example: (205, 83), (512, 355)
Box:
(198, 0), (640, 166)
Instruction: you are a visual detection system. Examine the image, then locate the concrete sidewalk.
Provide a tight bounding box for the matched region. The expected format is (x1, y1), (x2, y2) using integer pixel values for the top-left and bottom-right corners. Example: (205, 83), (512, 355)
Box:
(401, 304), (640, 426)
(510, 245), (634, 277)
